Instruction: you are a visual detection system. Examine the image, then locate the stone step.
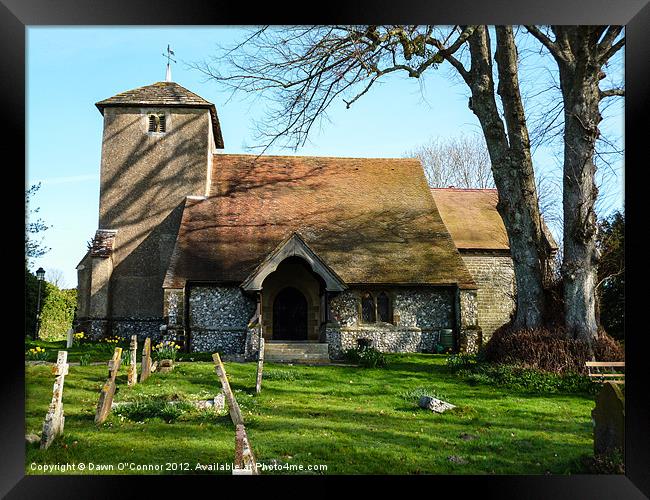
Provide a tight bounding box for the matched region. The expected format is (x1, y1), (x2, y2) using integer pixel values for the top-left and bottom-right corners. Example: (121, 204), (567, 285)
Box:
(265, 348), (330, 356)
(265, 343), (329, 354)
(264, 342), (330, 364)
(265, 351), (329, 358)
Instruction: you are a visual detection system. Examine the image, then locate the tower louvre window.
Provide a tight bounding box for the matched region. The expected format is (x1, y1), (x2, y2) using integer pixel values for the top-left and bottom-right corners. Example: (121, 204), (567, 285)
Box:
(147, 113), (166, 133)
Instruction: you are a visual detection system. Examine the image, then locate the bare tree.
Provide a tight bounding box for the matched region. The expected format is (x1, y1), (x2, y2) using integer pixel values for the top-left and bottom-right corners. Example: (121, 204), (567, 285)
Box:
(406, 133), (562, 237)
(196, 25), (551, 330)
(46, 268), (67, 289)
(525, 25), (625, 346)
(406, 133), (494, 189)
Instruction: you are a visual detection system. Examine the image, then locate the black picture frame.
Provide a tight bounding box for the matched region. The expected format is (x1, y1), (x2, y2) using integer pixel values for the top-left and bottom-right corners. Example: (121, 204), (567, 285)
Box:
(5, 1), (647, 497)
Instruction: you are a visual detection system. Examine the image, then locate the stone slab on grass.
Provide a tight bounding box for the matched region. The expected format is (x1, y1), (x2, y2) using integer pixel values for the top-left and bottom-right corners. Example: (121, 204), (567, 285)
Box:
(419, 395), (456, 413)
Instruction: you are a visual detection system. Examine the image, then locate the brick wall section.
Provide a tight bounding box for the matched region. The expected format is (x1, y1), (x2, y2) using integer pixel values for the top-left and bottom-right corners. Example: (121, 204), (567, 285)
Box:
(460, 251), (515, 340)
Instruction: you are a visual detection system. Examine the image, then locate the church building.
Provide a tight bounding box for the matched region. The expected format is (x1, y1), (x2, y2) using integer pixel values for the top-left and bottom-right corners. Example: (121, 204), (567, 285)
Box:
(75, 78), (551, 362)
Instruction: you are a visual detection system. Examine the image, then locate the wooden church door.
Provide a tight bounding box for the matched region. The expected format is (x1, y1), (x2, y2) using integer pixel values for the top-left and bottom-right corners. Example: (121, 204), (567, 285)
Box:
(272, 287), (308, 341)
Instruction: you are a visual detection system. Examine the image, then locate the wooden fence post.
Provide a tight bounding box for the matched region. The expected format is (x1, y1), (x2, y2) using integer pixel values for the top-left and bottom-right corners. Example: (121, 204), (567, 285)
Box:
(140, 337), (152, 382)
(255, 337), (265, 394)
(41, 351), (69, 449)
(127, 335), (138, 386)
(95, 347), (122, 424)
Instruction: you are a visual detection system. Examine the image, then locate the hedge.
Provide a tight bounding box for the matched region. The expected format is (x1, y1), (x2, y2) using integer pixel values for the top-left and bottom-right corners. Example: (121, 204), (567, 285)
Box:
(25, 268), (77, 340)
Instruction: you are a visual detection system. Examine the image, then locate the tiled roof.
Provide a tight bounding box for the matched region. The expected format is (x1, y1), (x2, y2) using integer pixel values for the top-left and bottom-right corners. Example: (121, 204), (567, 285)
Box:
(431, 188), (558, 251)
(431, 188), (509, 250)
(163, 154), (476, 289)
(90, 229), (117, 258)
(95, 81), (224, 148)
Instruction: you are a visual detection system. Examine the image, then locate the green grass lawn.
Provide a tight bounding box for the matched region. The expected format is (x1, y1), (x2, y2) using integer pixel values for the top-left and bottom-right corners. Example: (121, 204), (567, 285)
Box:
(26, 354), (596, 475)
(26, 339), (126, 364)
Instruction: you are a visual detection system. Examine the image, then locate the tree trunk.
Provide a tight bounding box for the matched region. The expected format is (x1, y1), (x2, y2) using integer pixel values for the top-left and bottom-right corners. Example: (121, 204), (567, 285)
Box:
(465, 26), (548, 329)
(557, 44), (601, 345)
(525, 25), (624, 347)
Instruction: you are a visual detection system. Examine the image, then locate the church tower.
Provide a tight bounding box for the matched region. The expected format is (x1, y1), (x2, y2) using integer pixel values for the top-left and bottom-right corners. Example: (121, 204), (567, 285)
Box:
(76, 80), (224, 339)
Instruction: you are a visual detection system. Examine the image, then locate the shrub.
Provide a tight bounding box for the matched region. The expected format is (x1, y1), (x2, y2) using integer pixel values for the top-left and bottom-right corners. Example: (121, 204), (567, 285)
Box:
(38, 285), (77, 341)
(454, 363), (596, 394)
(78, 354), (91, 366)
(153, 340), (181, 361)
(483, 324), (624, 374)
(342, 348), (361, 364)
(25, 268), (41, 337)
(589, 449), (625, 474)
(26, 347), (48, 361)
(72, 331), (86, 347)
(343, 346), (387, 368)
(593, 329), (625, 362)
(25, 267), (77, 341)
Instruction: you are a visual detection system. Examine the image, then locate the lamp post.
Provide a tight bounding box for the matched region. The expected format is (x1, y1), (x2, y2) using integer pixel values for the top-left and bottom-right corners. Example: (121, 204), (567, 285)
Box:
(34, 267), (45, 340)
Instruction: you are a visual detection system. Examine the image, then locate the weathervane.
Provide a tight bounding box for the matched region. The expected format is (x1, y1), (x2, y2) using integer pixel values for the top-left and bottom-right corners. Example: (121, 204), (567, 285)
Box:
(162, 45), (176, 82)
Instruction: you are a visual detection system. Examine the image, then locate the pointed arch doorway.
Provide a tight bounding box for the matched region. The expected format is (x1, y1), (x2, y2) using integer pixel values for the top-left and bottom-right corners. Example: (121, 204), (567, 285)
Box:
(272, 286), (308, 341)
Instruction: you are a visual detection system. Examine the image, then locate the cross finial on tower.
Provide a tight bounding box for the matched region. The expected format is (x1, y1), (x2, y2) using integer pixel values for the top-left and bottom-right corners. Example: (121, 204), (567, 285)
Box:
(162, 45), (176, 82)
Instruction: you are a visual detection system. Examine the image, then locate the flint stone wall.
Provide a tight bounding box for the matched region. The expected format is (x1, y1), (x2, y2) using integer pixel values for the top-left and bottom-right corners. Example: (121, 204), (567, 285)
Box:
(327, 288), (455, 359)
(167, 285), (467, 357)
(188, 286), (256, 353)
(79, 318), (164, 342)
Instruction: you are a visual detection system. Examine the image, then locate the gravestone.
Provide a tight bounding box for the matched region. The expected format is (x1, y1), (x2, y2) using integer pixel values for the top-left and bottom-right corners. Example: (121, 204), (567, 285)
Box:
(95, 347), (122, 424)
(158, 358), (174, 373)
(41, 351), (69, 449)
(214, 392), (225, 412)
(234, 424), (259, 475)
(65, 328), (74, 348)
(255, 338), (265, 394)
(140, 337), (152, 382)
(127, 335), (138, 386)
(213, 353), (244, 426)
(592, 381), (625, 456)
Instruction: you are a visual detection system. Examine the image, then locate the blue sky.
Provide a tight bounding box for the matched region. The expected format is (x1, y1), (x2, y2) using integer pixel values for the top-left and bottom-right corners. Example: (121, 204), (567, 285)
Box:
(26, 27), (624, 288)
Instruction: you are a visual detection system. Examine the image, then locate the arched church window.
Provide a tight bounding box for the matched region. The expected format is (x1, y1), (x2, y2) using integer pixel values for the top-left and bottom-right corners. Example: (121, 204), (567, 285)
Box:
(377, 292), (391, 323)
(361, 292), (375, 323)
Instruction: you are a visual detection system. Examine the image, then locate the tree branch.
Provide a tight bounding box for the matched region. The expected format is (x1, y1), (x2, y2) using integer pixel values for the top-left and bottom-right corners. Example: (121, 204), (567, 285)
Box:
(524, 25), (566, 62)
(600, 36), (625, 64)
(599, 88), (625, 99)
(598, 26), (623, 56)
